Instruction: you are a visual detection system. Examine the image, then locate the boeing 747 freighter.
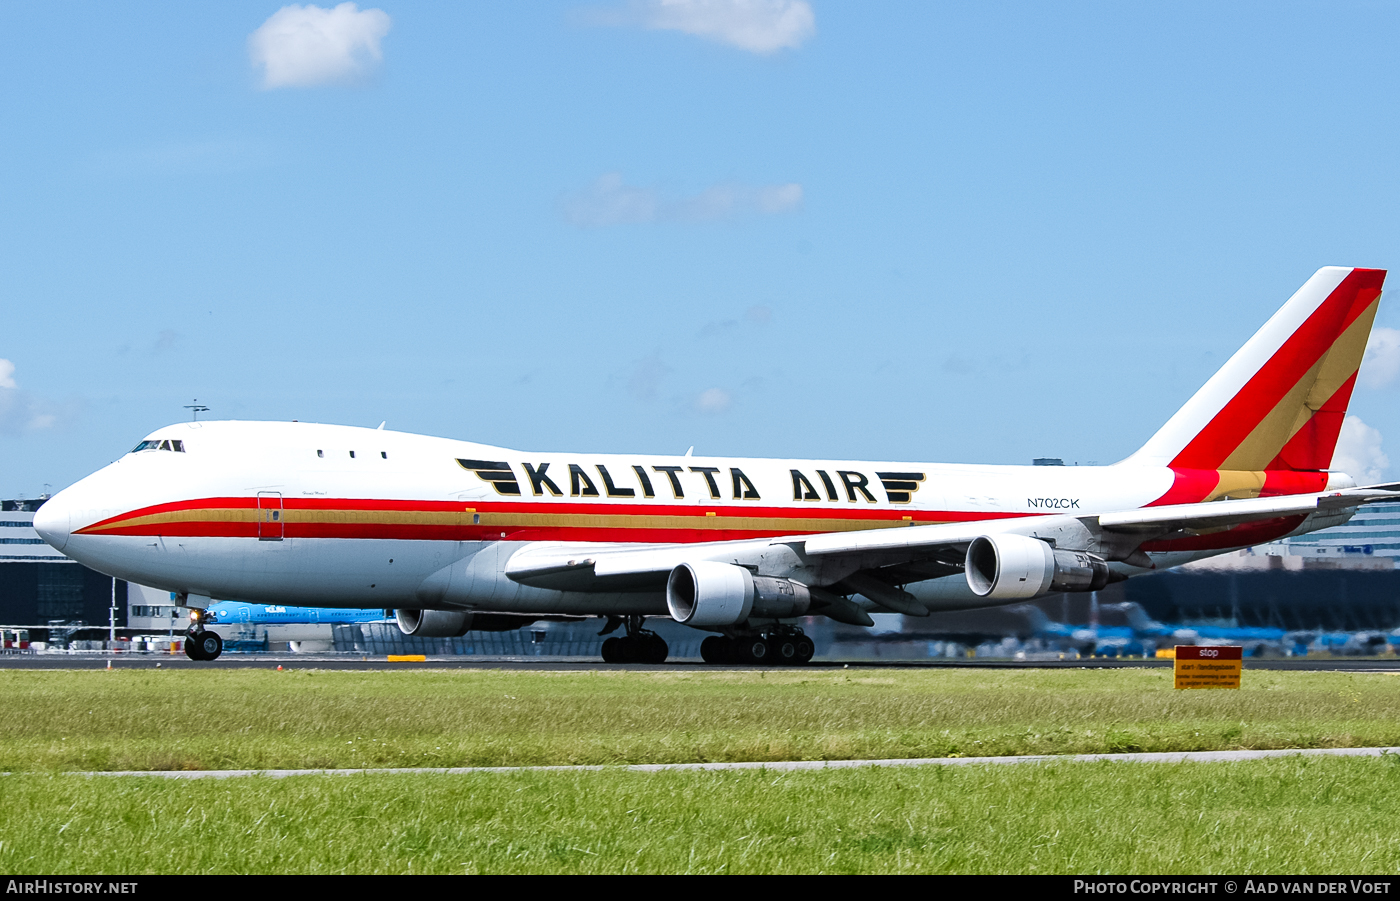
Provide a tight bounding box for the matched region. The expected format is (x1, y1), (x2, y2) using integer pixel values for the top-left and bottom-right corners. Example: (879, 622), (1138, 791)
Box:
(34, 267), (1398, 663)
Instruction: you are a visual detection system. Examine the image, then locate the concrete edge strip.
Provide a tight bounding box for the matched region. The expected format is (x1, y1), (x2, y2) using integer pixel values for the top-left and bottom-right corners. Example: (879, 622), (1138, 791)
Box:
(10, 746), (1400, 779)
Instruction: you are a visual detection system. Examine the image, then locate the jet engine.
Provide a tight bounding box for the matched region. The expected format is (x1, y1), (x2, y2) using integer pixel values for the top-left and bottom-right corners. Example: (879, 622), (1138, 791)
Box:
(666, 561), (811, 626)
(396, 608), (473, 637)
(964, 534), (1111, 599)
(395, 609), (543, 637)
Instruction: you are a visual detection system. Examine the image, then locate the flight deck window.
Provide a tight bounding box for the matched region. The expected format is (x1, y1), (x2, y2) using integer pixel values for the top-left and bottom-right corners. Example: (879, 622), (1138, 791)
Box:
(132, 439), (186, 453)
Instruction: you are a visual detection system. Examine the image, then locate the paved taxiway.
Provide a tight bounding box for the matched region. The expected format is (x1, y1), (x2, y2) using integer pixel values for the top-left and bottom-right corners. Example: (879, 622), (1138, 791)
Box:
(44, 745), (1400, 779)
(1, 654), (1398, 672)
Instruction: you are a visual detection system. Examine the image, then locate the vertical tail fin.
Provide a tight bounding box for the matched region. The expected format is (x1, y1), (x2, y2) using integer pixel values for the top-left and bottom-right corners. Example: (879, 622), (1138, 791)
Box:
(1124, 266), (1386, 473)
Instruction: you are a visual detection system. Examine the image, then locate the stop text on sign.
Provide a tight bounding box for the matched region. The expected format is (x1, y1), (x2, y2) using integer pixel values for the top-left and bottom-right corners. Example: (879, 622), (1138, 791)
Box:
(1174, 645), (1242, 689)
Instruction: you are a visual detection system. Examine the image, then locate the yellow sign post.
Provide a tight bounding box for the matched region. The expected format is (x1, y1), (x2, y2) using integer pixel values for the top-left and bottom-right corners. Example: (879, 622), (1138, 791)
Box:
(1173, 645), (1242, 689)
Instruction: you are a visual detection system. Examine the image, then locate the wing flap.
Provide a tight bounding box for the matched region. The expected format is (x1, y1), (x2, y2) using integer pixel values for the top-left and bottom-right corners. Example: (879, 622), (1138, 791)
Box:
(1098, 488), (1400, 533)
(802, 520), (985, 557)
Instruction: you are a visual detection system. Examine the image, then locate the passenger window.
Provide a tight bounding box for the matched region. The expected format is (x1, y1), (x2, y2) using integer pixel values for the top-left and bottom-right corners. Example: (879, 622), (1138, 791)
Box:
(349, 451), (356, 459)
(381, 452), (387, 459)
(317, 450), (324, 458)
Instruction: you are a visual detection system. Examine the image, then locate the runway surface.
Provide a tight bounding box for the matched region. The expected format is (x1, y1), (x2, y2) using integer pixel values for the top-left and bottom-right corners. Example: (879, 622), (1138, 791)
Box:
(39, 746), (1400, 779)
(1, 652), (1399, 672)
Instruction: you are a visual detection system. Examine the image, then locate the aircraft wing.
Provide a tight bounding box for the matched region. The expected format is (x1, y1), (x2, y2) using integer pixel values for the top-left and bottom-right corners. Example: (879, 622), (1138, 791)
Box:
(505, 542), (701, 591)
(506, 488), (1400, 595)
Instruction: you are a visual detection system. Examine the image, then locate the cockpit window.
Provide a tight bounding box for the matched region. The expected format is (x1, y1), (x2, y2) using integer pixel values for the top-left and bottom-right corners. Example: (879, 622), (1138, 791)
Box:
(131, 439), (187, 454)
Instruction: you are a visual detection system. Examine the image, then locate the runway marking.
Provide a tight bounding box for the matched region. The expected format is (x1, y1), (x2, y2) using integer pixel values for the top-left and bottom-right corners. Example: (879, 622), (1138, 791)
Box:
(30, 746), (1400, 779)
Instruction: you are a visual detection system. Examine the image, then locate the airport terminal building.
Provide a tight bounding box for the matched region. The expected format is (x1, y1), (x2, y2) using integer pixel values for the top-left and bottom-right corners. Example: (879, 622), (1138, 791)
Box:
(0, 498), (127, 637)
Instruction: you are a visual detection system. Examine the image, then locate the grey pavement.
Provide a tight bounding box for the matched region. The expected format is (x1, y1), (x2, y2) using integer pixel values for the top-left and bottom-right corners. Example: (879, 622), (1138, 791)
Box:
(30, 745), (1400, 779)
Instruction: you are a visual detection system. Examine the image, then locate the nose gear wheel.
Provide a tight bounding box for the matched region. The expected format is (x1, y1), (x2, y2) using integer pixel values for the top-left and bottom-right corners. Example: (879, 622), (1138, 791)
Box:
(183, 608), (224, 661)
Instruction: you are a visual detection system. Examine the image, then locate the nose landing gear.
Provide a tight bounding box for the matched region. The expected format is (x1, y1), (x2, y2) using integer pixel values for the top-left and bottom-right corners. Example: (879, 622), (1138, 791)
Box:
(599, 615), (669, 664)
(183, 608), (223, 661)
(700, 628), (814, 666)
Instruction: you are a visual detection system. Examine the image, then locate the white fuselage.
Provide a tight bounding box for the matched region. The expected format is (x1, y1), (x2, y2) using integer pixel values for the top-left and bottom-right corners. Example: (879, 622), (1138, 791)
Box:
(33, 420), (1352, 617)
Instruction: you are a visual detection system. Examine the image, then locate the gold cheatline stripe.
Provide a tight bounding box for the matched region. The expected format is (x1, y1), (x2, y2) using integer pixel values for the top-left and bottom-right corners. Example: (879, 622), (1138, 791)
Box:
(1220, 298), (1379, 472)
(472, 512), (917, 533)
(86, 508), (254, 532)
(86, 507), (928, 534)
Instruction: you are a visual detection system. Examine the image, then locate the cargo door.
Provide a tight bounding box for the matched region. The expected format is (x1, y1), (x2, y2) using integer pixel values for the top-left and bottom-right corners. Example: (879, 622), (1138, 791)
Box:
(257, 492), (284, 541)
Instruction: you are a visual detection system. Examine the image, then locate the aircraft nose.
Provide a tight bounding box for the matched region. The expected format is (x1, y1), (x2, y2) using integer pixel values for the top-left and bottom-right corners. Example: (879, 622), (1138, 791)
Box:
(33, 495), (71, 552)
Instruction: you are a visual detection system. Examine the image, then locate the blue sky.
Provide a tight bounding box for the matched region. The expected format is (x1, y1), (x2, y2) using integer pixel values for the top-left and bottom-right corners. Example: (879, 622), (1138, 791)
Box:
(4, 1), (1400, 498)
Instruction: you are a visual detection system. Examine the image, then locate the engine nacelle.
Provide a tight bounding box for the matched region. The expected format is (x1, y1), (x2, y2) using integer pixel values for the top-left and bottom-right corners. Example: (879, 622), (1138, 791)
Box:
(965, 534), (1111, 599)
(395, 608), (472, 637)
(395, 609), (541, 636)
(666, 561), (811, 626)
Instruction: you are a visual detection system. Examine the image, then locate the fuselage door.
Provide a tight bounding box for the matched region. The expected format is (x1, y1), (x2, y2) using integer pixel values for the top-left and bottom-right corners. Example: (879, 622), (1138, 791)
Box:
(257, 492), (284, 541)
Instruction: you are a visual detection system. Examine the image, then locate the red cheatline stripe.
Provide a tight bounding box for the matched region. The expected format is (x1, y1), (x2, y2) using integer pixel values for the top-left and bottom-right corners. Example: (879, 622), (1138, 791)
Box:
(77, 496), (1030, 543)
(1170, 269), (1385, 470)
(1259, 470), (1329, 498)
(1146, 468), (1221, 506)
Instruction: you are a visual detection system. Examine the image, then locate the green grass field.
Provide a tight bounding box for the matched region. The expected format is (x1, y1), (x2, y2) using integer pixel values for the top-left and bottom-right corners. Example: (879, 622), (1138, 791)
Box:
(5, 757), (1400, 873)
(0, 666), (1396, 771)
(4, 666), (1399, 873)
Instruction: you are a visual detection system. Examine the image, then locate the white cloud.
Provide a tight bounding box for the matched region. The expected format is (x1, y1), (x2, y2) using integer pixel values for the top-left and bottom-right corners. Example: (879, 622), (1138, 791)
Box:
(1359, 326), (1400, 389)
(627, 354), (671, 401)
(635, 0), (815, 53)
(249, 3), (392, 89)
(563, 174), (803, 227)
(0, 359), (61, 436)
(151, 330), (182, 356)
(695, 387), (732, 413)
(87, 139), (271, 178)
(1333, 415), (1389, 483)
(700, 305), (774, 338)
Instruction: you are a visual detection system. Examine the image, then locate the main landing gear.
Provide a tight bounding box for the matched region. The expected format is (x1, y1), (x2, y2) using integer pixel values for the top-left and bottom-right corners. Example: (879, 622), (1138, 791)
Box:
(184, 609), (223, 661)
(700, 628), (815, 666)
(599, 615), (669, 664)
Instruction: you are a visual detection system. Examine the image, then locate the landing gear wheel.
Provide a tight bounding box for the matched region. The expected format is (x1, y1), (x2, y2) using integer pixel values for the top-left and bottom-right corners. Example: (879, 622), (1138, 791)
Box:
(700, 635), (731, 664)
(601, 636), (622, 663)
(737, 637), (770, 665)
(794, 635), (815, 664)
(184, 635), (206, 661)
(643, 634), (669, 664)
(772, 636), (799, 665)
(195, 631), (223, 661)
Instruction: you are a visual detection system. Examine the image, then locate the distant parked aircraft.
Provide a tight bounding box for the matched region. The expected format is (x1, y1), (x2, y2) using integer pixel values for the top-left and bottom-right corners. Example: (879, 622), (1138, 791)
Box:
(205, 602), (390, 626)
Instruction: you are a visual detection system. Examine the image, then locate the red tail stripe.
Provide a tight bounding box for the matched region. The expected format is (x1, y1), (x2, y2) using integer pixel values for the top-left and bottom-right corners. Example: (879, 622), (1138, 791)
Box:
(1265, 371), (1358, 472)
(1170, 269), (1383, 470)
